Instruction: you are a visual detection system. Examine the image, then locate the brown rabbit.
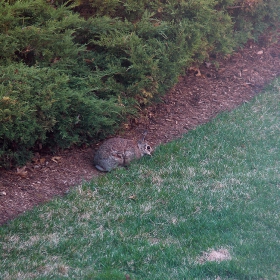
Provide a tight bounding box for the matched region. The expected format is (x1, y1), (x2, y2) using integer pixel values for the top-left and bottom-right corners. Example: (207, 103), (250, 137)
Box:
(93, 137), (152, 172)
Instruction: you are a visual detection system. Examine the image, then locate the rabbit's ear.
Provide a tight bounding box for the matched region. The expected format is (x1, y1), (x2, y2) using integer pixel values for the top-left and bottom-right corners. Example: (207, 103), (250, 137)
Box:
(141, 130), (147, 141)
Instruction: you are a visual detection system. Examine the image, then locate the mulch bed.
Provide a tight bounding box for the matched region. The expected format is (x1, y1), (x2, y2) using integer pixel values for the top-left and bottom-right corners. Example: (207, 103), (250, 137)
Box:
(1, 38), (280, 225)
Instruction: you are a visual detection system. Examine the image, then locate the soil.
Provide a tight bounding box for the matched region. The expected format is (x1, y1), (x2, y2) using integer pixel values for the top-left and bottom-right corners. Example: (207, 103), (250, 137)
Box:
(1, 38), (280, 225)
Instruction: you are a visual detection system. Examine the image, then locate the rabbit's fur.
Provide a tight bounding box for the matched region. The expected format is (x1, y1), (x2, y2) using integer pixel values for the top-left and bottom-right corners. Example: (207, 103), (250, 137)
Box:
(93, 137), (152, 172)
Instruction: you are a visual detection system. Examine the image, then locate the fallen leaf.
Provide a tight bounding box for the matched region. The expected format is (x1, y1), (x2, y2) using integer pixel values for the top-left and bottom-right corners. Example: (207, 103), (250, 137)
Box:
(0, 191), (7, 196)
(218, 67), (226, 73)
(257, 50), (264, 55)
(32, 153), (40, 163)
(157, 7), (163, 13)
(128, 195), (137, 200)
(16, 166), (28, 178)
(39, 158), (46, 164)
(32, 159), (39, 164)
(51, 156), (62, 163)
(84, 58), (93, 63)
(189, 67), (202, 76)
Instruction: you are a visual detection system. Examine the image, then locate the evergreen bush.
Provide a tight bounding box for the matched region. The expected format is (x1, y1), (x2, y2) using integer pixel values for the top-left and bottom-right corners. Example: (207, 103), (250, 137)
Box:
(228, 0), (280, 45)
(0, 63), (124, 167)
(0, 0), (128, 167)
(0, 0), (279, 167)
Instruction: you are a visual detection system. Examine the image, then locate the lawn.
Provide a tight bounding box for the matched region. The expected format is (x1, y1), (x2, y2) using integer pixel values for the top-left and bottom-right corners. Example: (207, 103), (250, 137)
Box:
(0, 78), (279, 279)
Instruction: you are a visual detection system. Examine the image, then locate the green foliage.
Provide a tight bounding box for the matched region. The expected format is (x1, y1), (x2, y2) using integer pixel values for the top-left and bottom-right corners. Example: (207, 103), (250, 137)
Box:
(0, 0), (128, 167)
(0, 0), (279, 167)
(228, 0), (280, 44)
(78, 1), (235, 103)
(0, 64), (124, 167)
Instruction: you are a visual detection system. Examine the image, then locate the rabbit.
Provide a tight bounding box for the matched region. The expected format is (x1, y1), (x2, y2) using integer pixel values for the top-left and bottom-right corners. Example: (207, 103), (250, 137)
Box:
(93, 137), (152, 172)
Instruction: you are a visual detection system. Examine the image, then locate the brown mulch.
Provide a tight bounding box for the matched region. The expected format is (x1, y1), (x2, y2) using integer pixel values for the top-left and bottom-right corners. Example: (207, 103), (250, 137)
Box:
(1, 39), (280, 225)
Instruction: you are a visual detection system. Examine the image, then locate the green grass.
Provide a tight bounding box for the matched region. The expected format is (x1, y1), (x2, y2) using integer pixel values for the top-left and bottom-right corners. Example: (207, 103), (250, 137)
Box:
(1, 78), (280, 280)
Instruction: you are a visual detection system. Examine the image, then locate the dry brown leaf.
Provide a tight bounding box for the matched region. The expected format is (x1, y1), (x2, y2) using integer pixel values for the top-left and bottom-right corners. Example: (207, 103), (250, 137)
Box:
(16, 166), (28, 178)
(84, 58), (93, 63)
(189, 66), (202, 77)
(32, 159), (39, 164)
(218, 68), (226, 73)
(257, 50), (264, 55)
(0, 191), (7, 196)
(157, 7), (163, 13)
(128, 194), (137, 200)
(51, 156), (62, 163)
(32, 153), (40, 163)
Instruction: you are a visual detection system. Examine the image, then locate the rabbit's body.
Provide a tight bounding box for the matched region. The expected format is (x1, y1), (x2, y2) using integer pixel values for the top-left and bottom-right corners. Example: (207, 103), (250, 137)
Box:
(93, 137), (152, 172)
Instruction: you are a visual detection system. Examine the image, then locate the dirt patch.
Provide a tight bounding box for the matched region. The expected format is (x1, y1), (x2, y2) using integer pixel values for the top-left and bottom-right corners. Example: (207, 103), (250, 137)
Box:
(197, 248), (232, 264)
(1, 38), (280, 225)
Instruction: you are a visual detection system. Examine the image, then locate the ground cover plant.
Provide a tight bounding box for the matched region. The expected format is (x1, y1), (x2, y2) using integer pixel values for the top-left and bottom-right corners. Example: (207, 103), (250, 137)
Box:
(0, 77), (279, 279)
(1, 0), (280, 167)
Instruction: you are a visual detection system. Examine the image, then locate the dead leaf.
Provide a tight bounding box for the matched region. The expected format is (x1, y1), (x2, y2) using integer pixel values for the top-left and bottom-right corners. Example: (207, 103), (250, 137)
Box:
(218, 67), (226, 73)
(257, 50), (264, 55)
(195, 71), (202, 77)
(0, 191), (7, 196)
(51, 57), (60, 64)
(51, 156), (62, 163)
(205, 62), (212, 68)
(84, 58), (93, 63)
(128, 195), (137, 200)
(125, 275), (131, 280)
(32, 157), (46, 165)
(16, 166), (28, 178)
(157, 7), (163, 13)
(189, 66), (202, 77)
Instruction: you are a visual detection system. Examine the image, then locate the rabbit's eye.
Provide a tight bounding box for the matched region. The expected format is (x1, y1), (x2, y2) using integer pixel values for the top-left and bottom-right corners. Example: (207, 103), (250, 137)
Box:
(146, 145), (151, 150)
